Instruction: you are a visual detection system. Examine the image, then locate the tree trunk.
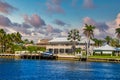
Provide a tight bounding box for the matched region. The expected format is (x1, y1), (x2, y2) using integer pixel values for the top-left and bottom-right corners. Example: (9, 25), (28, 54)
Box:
(72, 41), (76, 55)
(86, 37), (90, 58)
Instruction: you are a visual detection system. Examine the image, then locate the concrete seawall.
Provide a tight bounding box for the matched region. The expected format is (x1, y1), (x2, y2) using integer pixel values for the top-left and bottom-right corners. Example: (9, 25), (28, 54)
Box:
(87, 58), (120, 63)
(1, 54), (120, 63)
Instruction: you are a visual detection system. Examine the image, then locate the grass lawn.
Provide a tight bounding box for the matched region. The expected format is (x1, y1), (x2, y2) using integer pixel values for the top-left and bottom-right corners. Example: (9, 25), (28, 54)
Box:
(89, 55), (120, 59)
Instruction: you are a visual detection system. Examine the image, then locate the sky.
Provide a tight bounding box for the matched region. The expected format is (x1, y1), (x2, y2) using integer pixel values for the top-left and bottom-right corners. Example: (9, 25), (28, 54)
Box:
(0, 0), (120, 43)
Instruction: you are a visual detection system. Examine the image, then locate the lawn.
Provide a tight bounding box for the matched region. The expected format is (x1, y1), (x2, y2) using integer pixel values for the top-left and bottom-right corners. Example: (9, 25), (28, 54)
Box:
(89, 55), (120, 59)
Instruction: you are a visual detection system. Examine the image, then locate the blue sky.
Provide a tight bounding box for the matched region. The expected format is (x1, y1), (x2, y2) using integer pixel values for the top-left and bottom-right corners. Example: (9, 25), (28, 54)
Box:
(0, 0), (120, 42)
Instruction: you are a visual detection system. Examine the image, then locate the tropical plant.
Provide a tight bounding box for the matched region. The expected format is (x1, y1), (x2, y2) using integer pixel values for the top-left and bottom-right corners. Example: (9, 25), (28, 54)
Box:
(27, 46), (37, 53)
(115, 28), (120, 45)
(75, 48), (82, 54)
(67, 29), (81, 54)
(0, 29), (25, 53)
(37, 47), (46, 52)
(0, 29), (6, 53)
(110, 38), (119, 47)
(83, 24), (95, 57)
(104, 36), (112, 45)
(92, 38), (104, 47)
(23, 39), (34, 44)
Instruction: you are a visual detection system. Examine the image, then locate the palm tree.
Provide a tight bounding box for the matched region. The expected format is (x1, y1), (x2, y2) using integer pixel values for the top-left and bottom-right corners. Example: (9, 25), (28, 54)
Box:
(24, 39), (29, 44)
(92, 38), (104, 47)
(16, 32), (22, 43)
(0, 29), (6, 53)
(110, 38), (119, 47)
(104, 36), (112, 45)
(0, 29), (25, 53)
(83, 24), (95, 57)
(115, 28), (120, 45)
(67, 29), (81, 54)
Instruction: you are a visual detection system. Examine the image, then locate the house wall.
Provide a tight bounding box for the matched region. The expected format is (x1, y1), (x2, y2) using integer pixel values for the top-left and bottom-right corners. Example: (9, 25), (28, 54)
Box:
(46, 43), (94, 54)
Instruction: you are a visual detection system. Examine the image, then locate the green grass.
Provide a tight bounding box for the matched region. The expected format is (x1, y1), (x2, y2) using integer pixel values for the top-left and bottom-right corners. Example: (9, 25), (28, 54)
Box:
(89, 55), (120, 59)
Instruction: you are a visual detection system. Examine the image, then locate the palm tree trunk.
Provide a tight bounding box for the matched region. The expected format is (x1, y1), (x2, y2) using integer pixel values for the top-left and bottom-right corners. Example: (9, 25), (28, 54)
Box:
(72, 41), (76, 55)
(86, 37), (90, 58)
(86, 38), (88, 58)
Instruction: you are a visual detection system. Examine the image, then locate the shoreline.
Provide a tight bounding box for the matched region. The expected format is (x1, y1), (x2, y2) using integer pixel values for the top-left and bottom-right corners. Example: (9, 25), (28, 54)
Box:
(0, 53), (120, 63)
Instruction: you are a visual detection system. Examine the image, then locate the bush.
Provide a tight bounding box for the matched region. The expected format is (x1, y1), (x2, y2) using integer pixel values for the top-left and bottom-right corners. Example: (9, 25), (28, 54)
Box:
(93, 53), (112, 56)
(37, 47), (46, 52)
(27, 46), (37, 53)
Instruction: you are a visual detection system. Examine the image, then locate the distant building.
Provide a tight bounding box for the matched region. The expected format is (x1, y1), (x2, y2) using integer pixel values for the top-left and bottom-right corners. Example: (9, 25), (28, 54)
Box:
(46, 37), (94, 54)
(36, 39), (50, 47)
(93, 44), (116, 56)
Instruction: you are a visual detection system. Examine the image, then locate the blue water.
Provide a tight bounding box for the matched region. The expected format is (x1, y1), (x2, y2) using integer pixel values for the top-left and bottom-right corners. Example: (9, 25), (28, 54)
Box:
(0, 59), (120, 80)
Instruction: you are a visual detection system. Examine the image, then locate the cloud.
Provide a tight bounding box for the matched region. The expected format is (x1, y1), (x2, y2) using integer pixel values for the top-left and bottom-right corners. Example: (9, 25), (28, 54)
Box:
(0, 15), (32, 36)
(46, 0), (64, 14)
(0, 14), (64, 42)
(83, 0), (95, 9)
(46, 24), (53, 32)
(82, 13), (120, 39)
(83, 17), (109, 31)
(83, 17), (110, 38)
(115, 13), (120, 27)
(46, 24), (62, 33)
(0, 15), (12, 26)
(54, 19), (67, 26)
(23, 14), (46, 27)
(0, 0), (17, 14)
(60, 29), (69, 37)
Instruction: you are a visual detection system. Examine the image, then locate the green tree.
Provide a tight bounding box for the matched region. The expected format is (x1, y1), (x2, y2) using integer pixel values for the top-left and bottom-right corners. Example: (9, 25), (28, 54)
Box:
(30, 40), (34, 44)
(83, 24), (95, 57)
(75, 48), (82, 54)
(92, 38), (104, 47)
(27, 46), (37, 53)
(104, 36), (112, 45)
(0, 29), (6, 53)
(37, 47), (46, 52)
(110, 38), (119, 47)
(115, 28), (120, 45)
(67, 29), (81, 54)
(24, 39), (29, 44)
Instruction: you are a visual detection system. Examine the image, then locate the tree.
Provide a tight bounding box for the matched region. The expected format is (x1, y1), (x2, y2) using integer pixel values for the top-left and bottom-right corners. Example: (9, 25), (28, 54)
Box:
(75, 48), (82, 54)
(27, 46), (37, 53)
(92, 38), (104, 47)
(0, 29), (6, 53)
(30, 40), (34, 44)
(24, 39), (29, 44)
(83, 24), (95, 57)
(115, 28), (120, 45)
(104, 36), (112, 45)
(110, 38), (119, 47)
(67, 29), (81, 54)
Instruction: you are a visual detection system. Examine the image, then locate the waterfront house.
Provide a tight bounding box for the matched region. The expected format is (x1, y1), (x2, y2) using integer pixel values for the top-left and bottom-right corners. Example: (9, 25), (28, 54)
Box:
(93, 44), (116, 56)
(46, 37), (94, 54)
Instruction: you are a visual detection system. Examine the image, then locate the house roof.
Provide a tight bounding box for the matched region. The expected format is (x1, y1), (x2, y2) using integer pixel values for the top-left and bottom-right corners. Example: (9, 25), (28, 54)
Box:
(49, 37), (94, 44)
(37, 39), (50, 45)
(94, 44), (115, 51)
(49, 37), (69, 43)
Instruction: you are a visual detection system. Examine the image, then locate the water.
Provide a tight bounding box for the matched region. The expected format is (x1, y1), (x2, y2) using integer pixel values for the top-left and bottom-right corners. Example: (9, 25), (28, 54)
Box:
(0, 59), (120, 80)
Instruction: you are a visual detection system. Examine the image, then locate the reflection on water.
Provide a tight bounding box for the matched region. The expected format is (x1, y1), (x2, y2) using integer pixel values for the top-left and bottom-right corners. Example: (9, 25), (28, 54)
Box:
(0, 59), (120, 80)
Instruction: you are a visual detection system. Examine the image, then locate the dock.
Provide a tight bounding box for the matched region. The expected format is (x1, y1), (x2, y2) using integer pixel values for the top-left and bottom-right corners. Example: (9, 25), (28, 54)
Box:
(0, 54), (120, 62)
(0, 53), (57, 60)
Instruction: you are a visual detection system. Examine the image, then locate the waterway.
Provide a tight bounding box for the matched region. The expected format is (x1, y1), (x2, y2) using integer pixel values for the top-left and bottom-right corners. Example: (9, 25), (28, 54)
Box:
(0, 59), (120, 80)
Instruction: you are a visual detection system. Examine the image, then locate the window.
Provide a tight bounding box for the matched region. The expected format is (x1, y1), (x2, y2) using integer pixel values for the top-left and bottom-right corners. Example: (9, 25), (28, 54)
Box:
(60, 49), (64, 53)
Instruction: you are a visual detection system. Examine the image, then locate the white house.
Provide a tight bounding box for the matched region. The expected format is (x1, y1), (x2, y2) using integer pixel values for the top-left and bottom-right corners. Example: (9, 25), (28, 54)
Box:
(46, 37), (94, 54)
(93, 44), (116, 55)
